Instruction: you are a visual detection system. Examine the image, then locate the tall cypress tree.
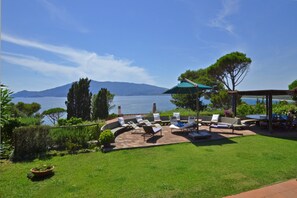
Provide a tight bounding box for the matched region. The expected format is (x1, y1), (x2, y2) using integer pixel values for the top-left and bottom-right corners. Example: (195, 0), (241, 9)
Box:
(92, 88), (114, 120)
(66, 78), (92, 120)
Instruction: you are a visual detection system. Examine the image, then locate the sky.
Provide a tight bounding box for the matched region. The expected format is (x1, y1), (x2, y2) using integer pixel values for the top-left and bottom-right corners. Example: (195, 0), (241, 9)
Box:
(1, 0), (297, 93)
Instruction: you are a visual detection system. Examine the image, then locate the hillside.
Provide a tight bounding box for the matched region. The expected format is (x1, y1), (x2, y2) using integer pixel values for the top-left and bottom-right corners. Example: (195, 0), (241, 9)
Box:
(12, 80), (168, 97)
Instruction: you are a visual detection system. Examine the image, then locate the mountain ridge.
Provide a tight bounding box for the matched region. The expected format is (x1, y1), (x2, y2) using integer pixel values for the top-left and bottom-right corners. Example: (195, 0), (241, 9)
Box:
(12, 80), (168, 97)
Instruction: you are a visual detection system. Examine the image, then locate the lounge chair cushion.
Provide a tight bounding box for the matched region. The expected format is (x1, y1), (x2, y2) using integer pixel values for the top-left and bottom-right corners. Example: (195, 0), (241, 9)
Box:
(173, 112), (180, 121)
(211, 114), (220, 123)
(118, 117), (129, 127)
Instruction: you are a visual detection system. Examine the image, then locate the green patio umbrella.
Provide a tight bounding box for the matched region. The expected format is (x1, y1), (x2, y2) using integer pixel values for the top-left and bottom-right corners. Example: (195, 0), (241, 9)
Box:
(163, 78), (212, 132)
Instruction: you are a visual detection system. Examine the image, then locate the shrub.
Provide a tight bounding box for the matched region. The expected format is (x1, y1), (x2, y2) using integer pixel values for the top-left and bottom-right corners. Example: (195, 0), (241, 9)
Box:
(49, 124), (101, 150)
(57, 117), (83, 126)
(57, 118), (67, 126)
(13, 126), (50, 161)
(237, 103), (254, 116)
(18, 117), (43, 126)
(1, 118), (21, 143)
(99, 130), (114, 146)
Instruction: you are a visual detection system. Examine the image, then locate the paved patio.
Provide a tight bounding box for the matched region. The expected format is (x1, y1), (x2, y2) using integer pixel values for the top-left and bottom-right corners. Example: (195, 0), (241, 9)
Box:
(106, 116), (297, 150)
(225, 179), (297, 198)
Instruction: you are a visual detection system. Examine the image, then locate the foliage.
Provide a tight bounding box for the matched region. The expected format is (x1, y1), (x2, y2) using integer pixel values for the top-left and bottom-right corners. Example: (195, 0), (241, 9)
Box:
(208, 51), (252, 91)
(66, 78), (92, 120)
(170, 69), (214, 111)
(170, 94), (207, 111)
(209, 89), (232, 109)
(57, 117), (83, 126)
(288, 79), (297, 102)
(273, 103), (297, 115)
(99, 129), (114, 145)
(14, 102), (41, 117)
(1, 136), (297, 197)
(42, 107), (66, 125)
(158, 108), (223, 117)
(237, 103), (255, 116)
(32, 164), (53, 172)
(107, 113), (118, 120)
(92, 88), (114, 120)
(0, 85), (13, 127)
(236, 99), (297, 117)
(42, 107), (66, 124)
(18, 117), (43, 126)
(1, 118), (21, 144)
(49, 124), (101, 150)
(13, 126), (50, 161)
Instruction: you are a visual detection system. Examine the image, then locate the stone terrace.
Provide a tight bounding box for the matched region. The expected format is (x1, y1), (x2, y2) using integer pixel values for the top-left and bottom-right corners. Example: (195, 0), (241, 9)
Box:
(109, 124), (297, 151)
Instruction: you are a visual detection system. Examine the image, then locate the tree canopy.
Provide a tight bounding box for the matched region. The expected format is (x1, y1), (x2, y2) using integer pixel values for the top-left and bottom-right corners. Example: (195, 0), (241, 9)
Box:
(92, 88), (114, 120)
(66, 78), (92, 120)
(42, 108), (66, 125)
(288, 80), (297, 102)
(208, 51), (251, 91)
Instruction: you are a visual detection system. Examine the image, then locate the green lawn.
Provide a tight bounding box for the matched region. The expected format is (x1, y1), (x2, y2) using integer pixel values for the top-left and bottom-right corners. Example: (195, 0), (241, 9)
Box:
(1, 135), (297, 198)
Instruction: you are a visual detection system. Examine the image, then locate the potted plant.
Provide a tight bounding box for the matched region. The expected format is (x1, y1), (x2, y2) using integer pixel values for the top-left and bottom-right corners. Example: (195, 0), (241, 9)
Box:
(99, 129), (114, 147)
(30, 164), (54, 177)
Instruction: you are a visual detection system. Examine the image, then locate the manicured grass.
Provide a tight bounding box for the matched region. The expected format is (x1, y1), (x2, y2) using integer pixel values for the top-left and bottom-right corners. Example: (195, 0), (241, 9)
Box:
(1, 135), (297, 197)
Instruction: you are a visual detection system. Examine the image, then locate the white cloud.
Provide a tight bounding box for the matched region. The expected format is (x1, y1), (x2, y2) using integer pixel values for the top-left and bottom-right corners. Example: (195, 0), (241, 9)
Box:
(209, 0), (239, 34)
(39, 0), (89, 33)
(2, 33), (155, 85)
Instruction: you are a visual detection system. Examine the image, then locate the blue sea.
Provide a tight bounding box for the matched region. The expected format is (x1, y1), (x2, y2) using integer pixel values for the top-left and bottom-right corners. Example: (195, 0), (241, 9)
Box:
(11, 96), (292, 124)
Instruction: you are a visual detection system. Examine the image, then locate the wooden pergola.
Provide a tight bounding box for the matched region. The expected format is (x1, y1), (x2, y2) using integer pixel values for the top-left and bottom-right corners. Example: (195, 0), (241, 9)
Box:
(229, 89), (297, 132)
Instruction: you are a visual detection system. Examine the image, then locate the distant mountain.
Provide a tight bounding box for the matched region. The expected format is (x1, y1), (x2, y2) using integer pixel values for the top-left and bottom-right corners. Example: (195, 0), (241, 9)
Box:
(12, 80), (168, 97)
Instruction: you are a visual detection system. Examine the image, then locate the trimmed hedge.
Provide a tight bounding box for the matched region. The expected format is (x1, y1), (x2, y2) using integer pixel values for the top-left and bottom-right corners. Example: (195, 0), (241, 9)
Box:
(13, 125), (50, 161)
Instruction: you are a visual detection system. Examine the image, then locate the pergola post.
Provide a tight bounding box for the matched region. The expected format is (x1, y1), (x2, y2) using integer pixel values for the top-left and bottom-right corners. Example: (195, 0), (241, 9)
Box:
(265, 94), (269, 116)
(232, 94), (237, 117)
(268, 93), (273, 132)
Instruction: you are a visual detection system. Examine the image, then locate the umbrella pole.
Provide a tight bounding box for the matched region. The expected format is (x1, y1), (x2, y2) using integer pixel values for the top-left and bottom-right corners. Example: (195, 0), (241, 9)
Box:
(196, 92), (199, 132)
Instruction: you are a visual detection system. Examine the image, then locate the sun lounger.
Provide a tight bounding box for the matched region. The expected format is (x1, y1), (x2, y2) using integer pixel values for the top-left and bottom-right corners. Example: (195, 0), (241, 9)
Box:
(128, 121), (143, 134)
(169, 116), (196, 133)
(142, 125), (162, 141)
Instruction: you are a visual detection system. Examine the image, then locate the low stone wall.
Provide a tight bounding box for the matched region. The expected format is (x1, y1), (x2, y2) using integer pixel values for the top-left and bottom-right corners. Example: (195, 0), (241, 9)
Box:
(101, 115), (242, 137)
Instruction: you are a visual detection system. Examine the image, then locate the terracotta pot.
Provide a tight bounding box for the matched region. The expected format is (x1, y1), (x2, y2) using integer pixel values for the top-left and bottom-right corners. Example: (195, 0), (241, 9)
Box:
(30, 166), (54, 177)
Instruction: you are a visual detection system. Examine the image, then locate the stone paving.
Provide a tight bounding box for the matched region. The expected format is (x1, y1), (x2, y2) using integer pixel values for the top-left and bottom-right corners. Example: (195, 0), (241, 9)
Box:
(111, 124), (258, 150)
(106, 116), (297, 150)
(225, 179), (297, 198)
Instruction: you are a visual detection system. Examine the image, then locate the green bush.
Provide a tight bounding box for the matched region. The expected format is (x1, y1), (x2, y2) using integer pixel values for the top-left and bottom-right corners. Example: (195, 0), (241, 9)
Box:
(57, 117), (83, 126)
(13, 125), (50, 161)
(1, 118), (21, 143)
(49, 124), (101, 150)
(99, 130), (114, 146)
(18, 117), (43, 126)
(237, 103), (254, 116)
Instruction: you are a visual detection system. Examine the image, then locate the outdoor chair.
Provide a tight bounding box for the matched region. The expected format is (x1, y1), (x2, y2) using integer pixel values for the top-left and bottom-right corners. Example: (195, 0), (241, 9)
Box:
(142, 125), (162, 141)
(201, 114), (220, 126)
(143, 120), (162, 128)
(136, 115), (148, 126)
(118, 117), (129, 127)
(169, 116), (196, 133)
(128, 121), (143, 134)
(173, 112), (181, 121)
(153, 113), (162, 123)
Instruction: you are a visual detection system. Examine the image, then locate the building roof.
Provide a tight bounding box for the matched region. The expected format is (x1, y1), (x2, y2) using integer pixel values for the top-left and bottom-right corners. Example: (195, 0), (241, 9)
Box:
(229, 89), (297, 96)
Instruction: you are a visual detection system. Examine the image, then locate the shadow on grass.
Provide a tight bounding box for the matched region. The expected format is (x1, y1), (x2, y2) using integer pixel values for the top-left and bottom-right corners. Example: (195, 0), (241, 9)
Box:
(248, 125), (297, 142)
(27, 172), (55, 182)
